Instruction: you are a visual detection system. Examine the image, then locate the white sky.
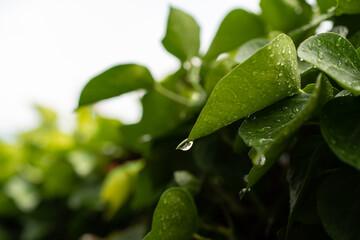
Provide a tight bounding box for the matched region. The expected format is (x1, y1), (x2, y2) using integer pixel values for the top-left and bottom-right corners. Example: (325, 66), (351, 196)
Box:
(0, 0), (260, 140)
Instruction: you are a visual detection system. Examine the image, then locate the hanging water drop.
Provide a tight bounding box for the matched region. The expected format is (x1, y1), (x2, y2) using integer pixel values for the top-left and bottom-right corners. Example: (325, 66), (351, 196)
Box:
(176, 139), (194, 151)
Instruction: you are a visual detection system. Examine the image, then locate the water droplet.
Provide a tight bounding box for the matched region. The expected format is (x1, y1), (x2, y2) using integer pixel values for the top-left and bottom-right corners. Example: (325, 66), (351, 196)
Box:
(176, 139), (194, 151)
(316, 39), (322, 47)
(282, 106), (288, 111)
(279, 73), (283, 77)
(300, 58), (304, 62)
(255, 154), (266, 166)
(336, 37), (341, 47)
(317, 58), (322, 63)
(318, 52), (324, 59)
(243, 174), (248, 183)
(292, 107), (299, 113)
(239, 187), (251, 199)
(290, 115), (296, 119)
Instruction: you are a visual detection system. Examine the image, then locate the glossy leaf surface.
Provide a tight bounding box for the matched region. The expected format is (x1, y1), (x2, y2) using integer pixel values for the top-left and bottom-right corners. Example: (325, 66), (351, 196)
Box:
(320, 96), (360, 170)
(162, 8), (200, 62)
(240, 74), (332, 190)
(204, 9), (265, 61)
(298, 33), (360, 96)
(188, 34), (301, 142)
(317, 169), (360, 240)
(144, 188), (198, 240)
(78, 64), (154, 107)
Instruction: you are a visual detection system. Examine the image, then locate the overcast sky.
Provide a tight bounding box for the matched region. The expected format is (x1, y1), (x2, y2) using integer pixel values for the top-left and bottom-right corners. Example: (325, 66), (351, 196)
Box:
(0, 0), (261, 140)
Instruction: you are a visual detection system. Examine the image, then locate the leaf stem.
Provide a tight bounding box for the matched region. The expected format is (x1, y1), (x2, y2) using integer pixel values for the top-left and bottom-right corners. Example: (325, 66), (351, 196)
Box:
(154, 83), (195, 107)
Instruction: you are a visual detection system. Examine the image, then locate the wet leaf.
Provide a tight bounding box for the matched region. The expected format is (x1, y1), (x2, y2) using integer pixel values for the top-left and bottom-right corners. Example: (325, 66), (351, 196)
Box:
(298, 32), (360, 96)
(187, 34), (301, 142)
(204, 9), (265, 61)
(317, 168), (360, 240)
(78, 64), (154, 107)
(162, 8), (200, 62)
(144, 188), (198, 240)
(320, 96), (360, 170)
(239, 74), (332, 191)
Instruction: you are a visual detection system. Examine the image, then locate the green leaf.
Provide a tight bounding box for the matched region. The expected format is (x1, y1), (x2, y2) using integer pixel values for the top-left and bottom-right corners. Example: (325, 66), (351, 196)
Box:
(235, 38), (270, 64)
(349, 31), (360, 49)
(120, 70), (200, 152)
(260, 0), (312, 32)
(320, 96), (360, 170)
(101, 160), (145, 217)
(239, 74), (332, 191)
(286, 140), (326, 237)
(78, 64), (154, 107)
(185, 34), (301, 143)
(317, 0), (337, 13)
(298, 32), (360, 96)
(335, 0), (360, 15)
(288, 13), (334, 45)
(162, 7), (200, 62)
(204, 56), (236, 94)
(317, 168), (360, 240)
(144, 188), (198, 240)
(204, 9), (265, 61)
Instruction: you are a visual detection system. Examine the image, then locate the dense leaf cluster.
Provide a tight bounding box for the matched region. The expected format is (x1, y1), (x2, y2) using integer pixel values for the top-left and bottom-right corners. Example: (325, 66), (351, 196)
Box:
(2, 0), (360, 239)
(77, 0), (360, 239)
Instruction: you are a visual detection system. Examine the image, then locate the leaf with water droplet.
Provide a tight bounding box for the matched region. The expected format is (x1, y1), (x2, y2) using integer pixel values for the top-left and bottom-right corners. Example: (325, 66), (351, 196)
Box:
(78, 64), (154, 108)
(320, 96), (360, 170)
(144, 187), (198, 240)
(186, 34), (301, 142)
(317, 168), (360, 240)
(239, 74), (333, 191)
(298, 32), (360, 96)
(204, 9), (265, 61)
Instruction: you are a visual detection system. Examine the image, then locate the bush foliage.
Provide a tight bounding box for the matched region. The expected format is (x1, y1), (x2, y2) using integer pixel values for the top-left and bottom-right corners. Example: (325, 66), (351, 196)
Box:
(2, 0), (360, 239)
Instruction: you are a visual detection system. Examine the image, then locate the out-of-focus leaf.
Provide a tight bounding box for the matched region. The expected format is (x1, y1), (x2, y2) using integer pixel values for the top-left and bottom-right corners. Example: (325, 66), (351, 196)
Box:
(162, 7), (200, 62)
(78, 64), (154, 107)
(335, 0), (360, 15)
(240, 74), (332, 192)
(317, 0), (337, 13)
(298, 33), (360, 96)
(204, 56), (236, 94)
(204, 9), (265, 61)
(120, 70), (200, 152)
(260, 0), (312, 32)
(286, 139), (326, 237)
(320, 96), (360, 170)
(317, 168), (360, 240)
(101, 160), (145, 217)
(143, 188), (198, 240)
(235, 38), (269, 64)
(184, 34), (301, 144)
(4, 176), (40, 212)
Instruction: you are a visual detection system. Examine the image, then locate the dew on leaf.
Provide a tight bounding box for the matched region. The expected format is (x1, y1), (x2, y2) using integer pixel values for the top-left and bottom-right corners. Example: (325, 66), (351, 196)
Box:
(176, 139), (194, 151)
